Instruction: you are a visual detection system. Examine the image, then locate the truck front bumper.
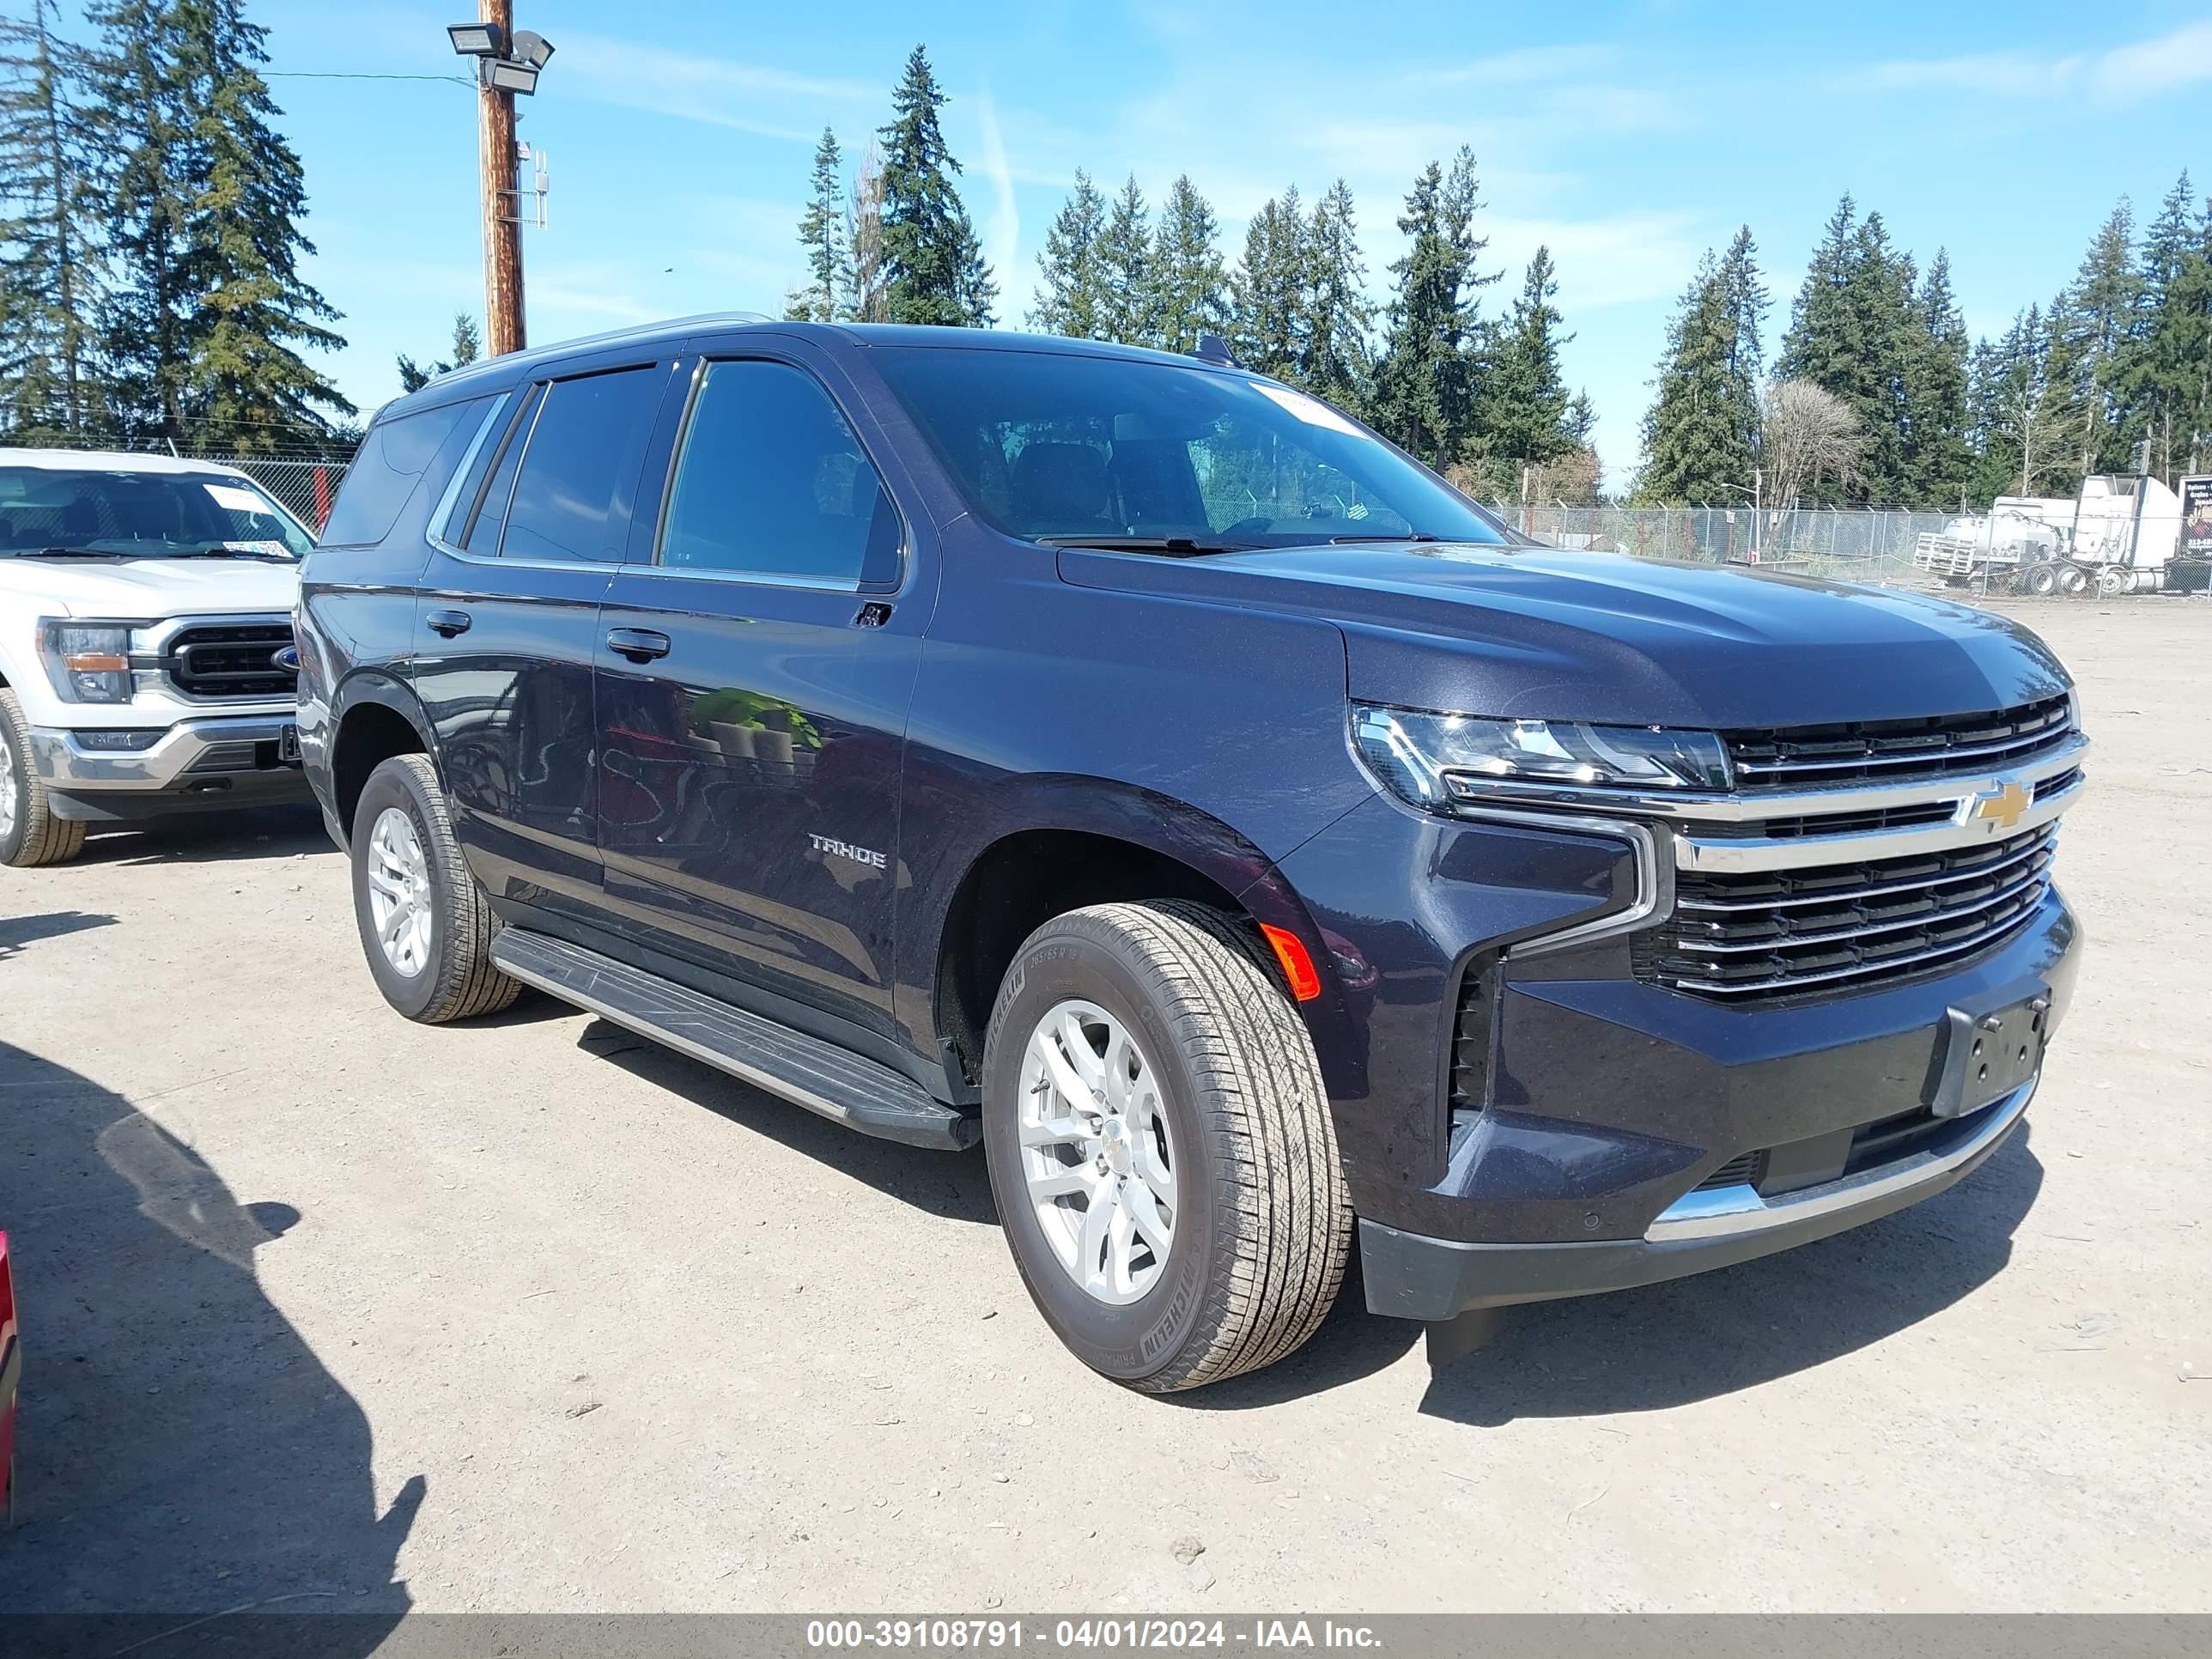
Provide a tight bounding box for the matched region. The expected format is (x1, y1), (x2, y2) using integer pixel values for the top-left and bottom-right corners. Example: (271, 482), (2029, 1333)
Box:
(1360, 1077), (2033, 1321)
(29, 714), (310, 821)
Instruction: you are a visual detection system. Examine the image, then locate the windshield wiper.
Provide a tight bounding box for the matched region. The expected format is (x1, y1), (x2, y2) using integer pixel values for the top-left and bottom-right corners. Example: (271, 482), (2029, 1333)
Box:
(1326, 532), (1446, 544)
(1035, 535), (1256, 556)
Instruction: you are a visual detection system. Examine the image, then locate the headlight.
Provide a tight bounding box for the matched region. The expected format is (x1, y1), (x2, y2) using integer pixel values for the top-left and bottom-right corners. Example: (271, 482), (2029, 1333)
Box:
(1352, 702), (1732, 809)
(40, 621), (136, 704)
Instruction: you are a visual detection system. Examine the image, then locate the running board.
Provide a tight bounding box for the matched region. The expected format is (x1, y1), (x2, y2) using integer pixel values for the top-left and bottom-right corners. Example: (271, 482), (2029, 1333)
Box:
(489, 930), (980, 1152)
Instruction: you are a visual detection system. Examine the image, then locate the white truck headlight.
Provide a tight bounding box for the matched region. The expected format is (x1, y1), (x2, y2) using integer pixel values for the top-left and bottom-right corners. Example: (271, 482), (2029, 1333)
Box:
(40, 621), (136, 704)
(1352, 702), (1732, 809)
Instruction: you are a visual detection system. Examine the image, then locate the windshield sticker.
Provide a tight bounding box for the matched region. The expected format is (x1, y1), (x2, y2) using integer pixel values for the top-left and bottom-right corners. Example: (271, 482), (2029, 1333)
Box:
(223, 540), (292, 557)
(1249, 381), (1364, 438)
(204, 483), (267, 514)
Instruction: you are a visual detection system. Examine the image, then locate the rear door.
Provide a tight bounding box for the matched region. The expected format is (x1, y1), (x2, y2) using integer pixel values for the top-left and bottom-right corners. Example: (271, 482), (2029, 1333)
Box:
(414, 353), (678, 918)
(594, 345), (927, 1035)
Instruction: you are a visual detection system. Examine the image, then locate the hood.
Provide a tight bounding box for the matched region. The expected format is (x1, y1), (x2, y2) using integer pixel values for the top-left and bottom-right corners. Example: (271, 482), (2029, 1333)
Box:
(3, 555), (300, 620)
(1055, 541), (2070, 727)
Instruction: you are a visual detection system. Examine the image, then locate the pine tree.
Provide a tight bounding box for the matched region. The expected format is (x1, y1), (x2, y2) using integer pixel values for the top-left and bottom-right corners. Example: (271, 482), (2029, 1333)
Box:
(1714, 226), (1767, 467)
(1028, 168), (1106, 338)
(2044, 198), (2140, 482)
(0, 0), (106, 440)
(1091, 174), (1152, 345)
(1635, 252), (1753, 504)
(2114, 173), (2211, 481)
(1967, 306), (2064, 499)
(876, 46), (994, 328)
(1229, 186), (1308, 380)
(1903, 249), (1972, 507)
(1150, 173), (1226, 356)
(1298, 179), (1370, 407)
(1480, 246), (1574, 479)
(1367, 149), (1495, 467)
(397, 313), (480, 395)
(788, 127), (850, 324)
(84, 0), (191, 437)
(183, 0), (350, 450)
(89, 0), (349, 448)
(1778, 198), (1916, 501)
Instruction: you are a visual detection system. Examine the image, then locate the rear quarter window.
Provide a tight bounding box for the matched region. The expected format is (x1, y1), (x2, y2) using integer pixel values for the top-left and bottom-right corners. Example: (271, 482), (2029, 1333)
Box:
(318, 399), (477, 549)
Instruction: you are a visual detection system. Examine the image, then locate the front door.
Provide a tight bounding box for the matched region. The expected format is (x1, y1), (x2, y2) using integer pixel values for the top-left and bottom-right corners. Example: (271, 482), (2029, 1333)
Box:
(415, 361), (671, 918)
(594, 354), (925, 1035)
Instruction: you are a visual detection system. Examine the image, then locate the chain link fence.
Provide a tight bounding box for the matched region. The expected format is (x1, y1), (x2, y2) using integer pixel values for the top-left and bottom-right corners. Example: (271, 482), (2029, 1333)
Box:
(8, 439), (2201, 606)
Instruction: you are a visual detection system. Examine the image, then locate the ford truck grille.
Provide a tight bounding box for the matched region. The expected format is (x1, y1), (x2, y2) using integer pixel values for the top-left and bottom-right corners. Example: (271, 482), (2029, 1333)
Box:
(1640, 823), (2059, 1001)
(165, 623), (295, 699)
(1723, 695), (2074, 789)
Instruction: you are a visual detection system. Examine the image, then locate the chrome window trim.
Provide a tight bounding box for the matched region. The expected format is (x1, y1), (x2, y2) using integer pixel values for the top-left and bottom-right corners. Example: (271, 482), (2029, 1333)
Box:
(1645, 1079), (2033, 1243)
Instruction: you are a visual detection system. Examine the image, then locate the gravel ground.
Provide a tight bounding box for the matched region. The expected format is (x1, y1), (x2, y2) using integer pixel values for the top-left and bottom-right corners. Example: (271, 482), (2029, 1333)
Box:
(2, 599), (2208, 1615)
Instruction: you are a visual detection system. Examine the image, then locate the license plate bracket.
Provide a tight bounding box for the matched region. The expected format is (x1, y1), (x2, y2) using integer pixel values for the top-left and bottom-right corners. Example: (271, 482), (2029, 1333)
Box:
(1929, 991), (2048, 1118)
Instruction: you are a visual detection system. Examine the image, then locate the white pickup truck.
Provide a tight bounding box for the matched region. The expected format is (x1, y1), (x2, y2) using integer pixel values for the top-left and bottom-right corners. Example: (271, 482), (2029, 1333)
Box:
(0, 449), (318, 866)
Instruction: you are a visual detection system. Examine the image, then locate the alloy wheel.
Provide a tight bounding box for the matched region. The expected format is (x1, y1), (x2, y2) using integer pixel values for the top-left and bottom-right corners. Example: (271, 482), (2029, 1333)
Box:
(365, 805), (434, 977)
(1018, 1000), (1179, 1305)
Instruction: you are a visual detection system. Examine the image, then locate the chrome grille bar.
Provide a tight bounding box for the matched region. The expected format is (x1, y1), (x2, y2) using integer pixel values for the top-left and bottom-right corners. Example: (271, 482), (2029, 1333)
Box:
(1672, 865), (2051, 954)
(1674, 826), (2056, 913)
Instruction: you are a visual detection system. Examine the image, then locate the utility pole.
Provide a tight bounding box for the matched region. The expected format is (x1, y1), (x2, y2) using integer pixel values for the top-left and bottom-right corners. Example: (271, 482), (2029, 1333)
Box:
(477, 0), (525, 356)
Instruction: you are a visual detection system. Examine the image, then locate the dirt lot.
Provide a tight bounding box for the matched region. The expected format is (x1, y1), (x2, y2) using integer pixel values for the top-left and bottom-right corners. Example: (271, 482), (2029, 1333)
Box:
(3, 599), (2209, 1616)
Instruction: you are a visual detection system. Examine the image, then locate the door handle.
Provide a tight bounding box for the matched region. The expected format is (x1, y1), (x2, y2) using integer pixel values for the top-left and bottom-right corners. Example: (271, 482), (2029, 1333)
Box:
(426, 609), (472, 638)
(606, 627), (672, 663)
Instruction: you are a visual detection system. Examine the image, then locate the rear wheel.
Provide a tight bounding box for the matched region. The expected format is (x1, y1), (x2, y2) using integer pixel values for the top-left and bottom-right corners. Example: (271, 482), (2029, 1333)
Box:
(349, 753), (519, 1022)
(0, 690), (86, 868)
(981, 900), (1351, 1392)
(2024, 563), (2059, 597)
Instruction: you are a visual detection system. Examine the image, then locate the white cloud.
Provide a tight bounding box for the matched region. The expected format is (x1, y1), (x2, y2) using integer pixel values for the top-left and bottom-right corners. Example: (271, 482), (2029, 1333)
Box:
(1869, 21), (2212, 103)
(1487, 210), (1706, 311)
(556, 33), (876, 143)
(972, 87), (1020, 320)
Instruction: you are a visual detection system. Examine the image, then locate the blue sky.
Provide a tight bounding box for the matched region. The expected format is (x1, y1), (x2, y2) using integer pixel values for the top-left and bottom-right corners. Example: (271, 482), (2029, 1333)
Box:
(257, 2), (2212, 486)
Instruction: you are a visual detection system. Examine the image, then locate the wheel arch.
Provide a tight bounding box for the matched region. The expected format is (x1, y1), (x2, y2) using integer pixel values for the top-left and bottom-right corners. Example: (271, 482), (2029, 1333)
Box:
(327, 671), (441, 845)
(914, 778), (1342, 1088)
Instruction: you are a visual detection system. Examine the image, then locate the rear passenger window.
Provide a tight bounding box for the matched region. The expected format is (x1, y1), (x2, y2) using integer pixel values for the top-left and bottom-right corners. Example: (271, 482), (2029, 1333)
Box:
(318, 400), (472, 547)
(498, 367), (662, 562)
(659, 360), (901, 585)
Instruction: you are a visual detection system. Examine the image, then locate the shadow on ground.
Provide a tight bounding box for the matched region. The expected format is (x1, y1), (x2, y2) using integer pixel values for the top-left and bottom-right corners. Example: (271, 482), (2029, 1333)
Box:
(0, 1040), (419, 1632)
(75, 804), (332, 868)
(1415, 1131), (2045, 1425)
(576, 1018), (999, 1225)
(1173, 1130), (2043, 1415)
(0, 910), (114, 959)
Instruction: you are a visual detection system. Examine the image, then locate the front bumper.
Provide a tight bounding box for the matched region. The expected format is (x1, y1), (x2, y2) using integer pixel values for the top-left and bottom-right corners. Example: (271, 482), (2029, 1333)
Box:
(29, 714), (309, 820)
(1363, 1077), (2033, 1320)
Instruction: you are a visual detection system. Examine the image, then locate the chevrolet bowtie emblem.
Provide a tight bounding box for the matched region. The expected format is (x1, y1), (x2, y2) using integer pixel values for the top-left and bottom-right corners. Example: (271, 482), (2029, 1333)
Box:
(1960, 780), (2032, 832)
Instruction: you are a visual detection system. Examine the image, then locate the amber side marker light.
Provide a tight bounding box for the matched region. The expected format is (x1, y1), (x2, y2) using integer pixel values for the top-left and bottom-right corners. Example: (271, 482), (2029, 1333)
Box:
(1259, 924), (1323, 1003)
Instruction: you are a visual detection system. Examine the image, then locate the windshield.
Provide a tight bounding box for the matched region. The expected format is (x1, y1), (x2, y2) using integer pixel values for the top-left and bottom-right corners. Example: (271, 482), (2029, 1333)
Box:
(870, 347), (1510, 551)
(0, 465), (313, 559)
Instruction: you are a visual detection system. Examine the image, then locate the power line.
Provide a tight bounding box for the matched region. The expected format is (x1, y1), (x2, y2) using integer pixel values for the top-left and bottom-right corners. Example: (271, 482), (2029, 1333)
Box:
(264, 71), (473, 87)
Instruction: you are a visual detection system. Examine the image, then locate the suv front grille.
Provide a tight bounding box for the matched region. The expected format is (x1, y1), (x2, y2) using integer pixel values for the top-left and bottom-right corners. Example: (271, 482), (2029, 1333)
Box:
(1639, 823), (2058, 1001)
(165, 623), (295, 699)
(1723, 695), (2074, 789)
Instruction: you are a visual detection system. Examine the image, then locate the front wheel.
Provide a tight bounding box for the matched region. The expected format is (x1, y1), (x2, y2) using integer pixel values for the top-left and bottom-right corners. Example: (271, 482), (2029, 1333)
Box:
(981, 901), (1351, 1392)
(0, 690), (86, 868)
(349, 753), (520, 1023)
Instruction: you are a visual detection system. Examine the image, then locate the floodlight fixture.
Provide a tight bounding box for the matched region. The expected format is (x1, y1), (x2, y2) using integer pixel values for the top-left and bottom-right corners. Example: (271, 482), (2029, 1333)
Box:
(446, 21), (505, 56)
(483, 57), (540, 94)
(511, 29), (556, 69)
